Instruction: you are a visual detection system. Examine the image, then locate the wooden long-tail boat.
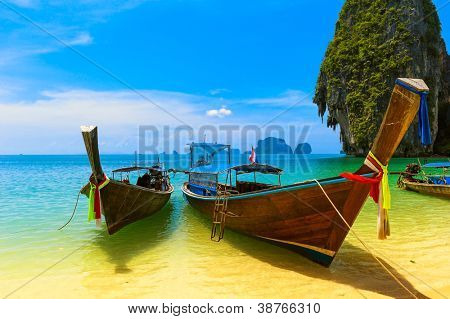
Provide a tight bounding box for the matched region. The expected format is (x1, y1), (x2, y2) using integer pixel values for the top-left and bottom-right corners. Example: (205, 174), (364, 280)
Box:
(182, 78), (429, 266)
(397, 162), (450, 199)
(81, 126), (173, 235)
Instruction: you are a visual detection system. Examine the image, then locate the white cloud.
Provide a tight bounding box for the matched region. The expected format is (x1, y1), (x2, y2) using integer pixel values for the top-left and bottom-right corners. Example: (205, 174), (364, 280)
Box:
(0, 30), (93, 68)
(206, 106), (232, 118)
(0, 46), (53, 67)
(0, 0), (140, 68)
(67, 32), (93, 46)
(0, 88), (340, 154)
(209, 88), (231, 96)
(0, 88), (217, 154)
(244, 89), (314, 107)
(0, 77), (25, 98)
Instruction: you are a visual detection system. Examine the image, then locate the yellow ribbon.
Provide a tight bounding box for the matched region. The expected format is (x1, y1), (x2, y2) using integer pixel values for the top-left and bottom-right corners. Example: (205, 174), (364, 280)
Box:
(368, 151), (391, 210)
(88, 183), (96, 222)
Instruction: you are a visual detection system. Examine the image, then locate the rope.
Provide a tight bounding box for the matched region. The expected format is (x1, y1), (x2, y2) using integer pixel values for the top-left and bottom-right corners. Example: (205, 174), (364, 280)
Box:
(58, 190), (81, 231)
(313, 179), (419, 299)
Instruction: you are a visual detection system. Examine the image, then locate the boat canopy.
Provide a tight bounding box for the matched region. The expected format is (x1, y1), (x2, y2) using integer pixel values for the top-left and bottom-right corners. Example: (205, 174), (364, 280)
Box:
(112, 166), (150, 173)
(190, 142), (230, 154)
(422, 162), (450, 168)
(189, 162), (283, 175)
(232, 163), (283, 175)
(189, 162), (233, 174)
(149, 164), (166, 172)
(189, 142), (232, 169)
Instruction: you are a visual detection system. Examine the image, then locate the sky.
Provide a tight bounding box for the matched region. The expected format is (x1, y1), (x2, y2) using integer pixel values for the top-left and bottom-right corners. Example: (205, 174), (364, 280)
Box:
(0, 0), (449, 154)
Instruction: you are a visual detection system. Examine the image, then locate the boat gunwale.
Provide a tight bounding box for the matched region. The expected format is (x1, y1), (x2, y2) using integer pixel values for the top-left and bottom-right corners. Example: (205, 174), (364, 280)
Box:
(402, 179), (450, 188)
(181, 173), (373, 200)
(109, 179), (175, 195)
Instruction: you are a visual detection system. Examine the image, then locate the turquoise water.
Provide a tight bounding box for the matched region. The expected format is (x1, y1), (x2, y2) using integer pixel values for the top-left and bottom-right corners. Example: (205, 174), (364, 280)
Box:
(0, 155), (449, 298)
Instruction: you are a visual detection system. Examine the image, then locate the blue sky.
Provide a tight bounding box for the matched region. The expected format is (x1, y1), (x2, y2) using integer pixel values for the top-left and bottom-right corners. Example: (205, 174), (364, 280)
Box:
(0, 0), (449, 154)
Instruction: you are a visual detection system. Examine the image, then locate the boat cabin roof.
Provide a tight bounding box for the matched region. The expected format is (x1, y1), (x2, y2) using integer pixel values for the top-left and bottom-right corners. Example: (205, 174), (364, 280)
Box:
(112, 166), (165, 173)
(112, 166), (148, 173)
(189, 162), (282, 175)
(190, 142), (230, 151)
(422, 162), (450, 169)
(232, 163), (283, 175)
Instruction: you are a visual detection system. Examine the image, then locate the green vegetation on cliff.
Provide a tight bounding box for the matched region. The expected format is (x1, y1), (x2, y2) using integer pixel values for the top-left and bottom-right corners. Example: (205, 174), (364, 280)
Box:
(314, 0), (446, 155)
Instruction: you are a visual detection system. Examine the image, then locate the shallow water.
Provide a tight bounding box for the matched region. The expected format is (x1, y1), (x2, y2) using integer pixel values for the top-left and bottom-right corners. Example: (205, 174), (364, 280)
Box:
(0, 155), (448, 299)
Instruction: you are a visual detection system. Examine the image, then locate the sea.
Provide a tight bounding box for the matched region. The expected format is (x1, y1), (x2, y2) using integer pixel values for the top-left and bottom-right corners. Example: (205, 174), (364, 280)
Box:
(0, 154), (448, 298)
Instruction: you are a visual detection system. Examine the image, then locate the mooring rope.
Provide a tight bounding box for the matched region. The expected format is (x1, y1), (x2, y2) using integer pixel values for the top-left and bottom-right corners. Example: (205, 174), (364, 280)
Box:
(58, 190), (81, 231)
(313, 179), (419, 299)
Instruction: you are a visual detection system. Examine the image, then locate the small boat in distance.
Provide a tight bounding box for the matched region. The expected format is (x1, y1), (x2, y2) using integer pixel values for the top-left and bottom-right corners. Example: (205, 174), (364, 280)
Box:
(81, 126), (173, 234)
(182, 78), (430, 267)
(397, 161), (450, 199)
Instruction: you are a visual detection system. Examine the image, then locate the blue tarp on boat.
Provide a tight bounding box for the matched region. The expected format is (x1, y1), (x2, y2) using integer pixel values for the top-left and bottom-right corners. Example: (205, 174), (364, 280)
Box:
(428, 176), (450, 185)
(422, 162), (450, 168)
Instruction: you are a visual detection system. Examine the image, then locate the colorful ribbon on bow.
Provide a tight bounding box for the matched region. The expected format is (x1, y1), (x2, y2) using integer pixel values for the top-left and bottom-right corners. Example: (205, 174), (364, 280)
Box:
(87, 174), (110, 225)
(340, 151), (390, 239)
(367, 151), (391, 210)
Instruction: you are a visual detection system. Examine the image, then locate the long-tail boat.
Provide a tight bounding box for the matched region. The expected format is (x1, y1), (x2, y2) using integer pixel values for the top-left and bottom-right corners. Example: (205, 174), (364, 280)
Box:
(397, 162), (450, 198)
(81, 126), (173, 234)
(182, 78), (430, 266)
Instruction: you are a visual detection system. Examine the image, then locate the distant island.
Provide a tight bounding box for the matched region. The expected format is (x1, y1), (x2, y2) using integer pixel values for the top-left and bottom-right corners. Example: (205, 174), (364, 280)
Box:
(294, 143), (312, 155)
(254, 137), (312, 155)
(153, 138), (314, 156)
(230, 148), (241, 157)
(255, 137), (292, 154)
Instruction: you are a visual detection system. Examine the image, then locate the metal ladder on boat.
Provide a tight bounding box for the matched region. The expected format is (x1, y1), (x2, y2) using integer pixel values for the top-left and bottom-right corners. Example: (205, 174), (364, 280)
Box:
(211, 184), (232, 242)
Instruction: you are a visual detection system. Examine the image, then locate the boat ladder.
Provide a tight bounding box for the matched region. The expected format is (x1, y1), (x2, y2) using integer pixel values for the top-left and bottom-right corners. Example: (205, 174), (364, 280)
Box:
(211, 184), (233, 242)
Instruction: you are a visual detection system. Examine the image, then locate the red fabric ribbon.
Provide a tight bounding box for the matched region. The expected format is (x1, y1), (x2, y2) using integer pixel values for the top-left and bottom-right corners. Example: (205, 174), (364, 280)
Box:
(340, 152), (386, 204)
(90, 174), (109, 220)
(94, 185), (101, 219)
(340, 171), (382, 204)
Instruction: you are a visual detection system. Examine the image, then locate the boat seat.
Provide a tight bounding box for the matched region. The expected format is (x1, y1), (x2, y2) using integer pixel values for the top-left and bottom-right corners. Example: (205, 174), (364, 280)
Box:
(236, 181), (272, 193)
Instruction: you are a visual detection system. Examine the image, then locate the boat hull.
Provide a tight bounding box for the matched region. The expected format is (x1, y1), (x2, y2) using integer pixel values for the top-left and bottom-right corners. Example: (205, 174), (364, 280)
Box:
(182, 177), (371, 267)
(100, 180), (173, 234)
(80, 125), (174, 235)
(182, 78), (429, 267)
(403, 180), (450, 199)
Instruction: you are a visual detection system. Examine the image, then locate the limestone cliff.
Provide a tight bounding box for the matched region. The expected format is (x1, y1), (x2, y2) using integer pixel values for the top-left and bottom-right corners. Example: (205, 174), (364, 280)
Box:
(314, 0), (449, 156)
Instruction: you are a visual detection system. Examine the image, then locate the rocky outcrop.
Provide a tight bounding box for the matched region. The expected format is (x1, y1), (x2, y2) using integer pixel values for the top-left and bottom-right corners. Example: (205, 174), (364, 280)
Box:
(294, 143), (312, 154)
(230, 148), (241, 157)
(314, 0), (449, 156)
(255, 137), (293, 154)
(435, 54), (450, 154)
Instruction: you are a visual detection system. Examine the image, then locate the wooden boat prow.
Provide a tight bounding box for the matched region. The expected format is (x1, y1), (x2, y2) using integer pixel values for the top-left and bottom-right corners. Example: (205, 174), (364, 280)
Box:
(396, 78), (429, 91)
(81, 126), (173, 234)
(182, 78), (429, 266)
